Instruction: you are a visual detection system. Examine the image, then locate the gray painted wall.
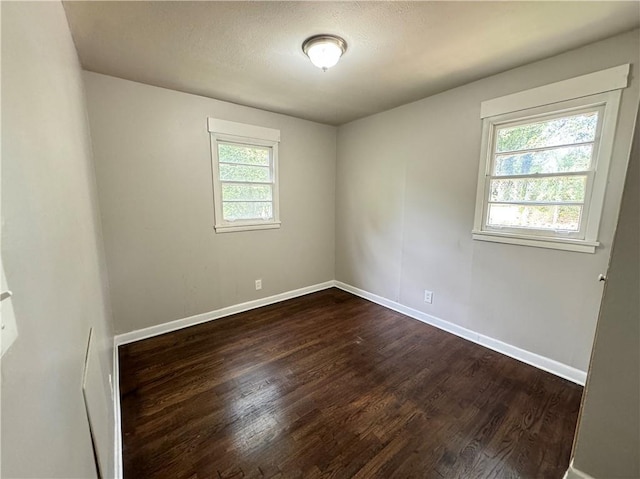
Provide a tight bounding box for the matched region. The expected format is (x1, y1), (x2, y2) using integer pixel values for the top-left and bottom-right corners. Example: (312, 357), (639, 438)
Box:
(571, 105), (640, 478)
(335, 30), (640, 373)
(1, 2), (114, 478)
(83, 72), (336, 334)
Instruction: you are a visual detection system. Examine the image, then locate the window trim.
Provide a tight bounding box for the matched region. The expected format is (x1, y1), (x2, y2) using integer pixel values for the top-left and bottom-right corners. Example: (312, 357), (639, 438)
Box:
(473, 66), (627, 253)
(208, 118), (281, 233)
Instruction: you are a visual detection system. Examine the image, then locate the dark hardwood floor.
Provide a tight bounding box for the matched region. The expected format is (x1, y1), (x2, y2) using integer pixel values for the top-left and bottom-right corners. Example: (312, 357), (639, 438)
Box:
(119, 288), (583, 479)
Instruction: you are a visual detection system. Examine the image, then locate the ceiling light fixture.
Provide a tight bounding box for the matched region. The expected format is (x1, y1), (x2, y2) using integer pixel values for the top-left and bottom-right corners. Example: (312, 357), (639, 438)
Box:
(302, 34), (347, 72)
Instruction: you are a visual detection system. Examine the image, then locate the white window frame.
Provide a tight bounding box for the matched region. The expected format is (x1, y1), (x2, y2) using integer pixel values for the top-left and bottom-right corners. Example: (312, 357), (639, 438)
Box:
(208, 118), (281, 233)
(472, 65), (628, 253)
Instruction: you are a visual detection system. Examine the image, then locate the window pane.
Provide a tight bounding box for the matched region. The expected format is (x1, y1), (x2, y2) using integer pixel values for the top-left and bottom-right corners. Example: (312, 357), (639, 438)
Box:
(223, 201), (273, 221)
(488, 204), (582, 231)
(496, 111), (598, 153)
(218, 143), (270, 166)
(219, 164), (271, 182)
(494, 145), (593, 176)
(222, 184), (272, 202)
(489, 175), (587, 203)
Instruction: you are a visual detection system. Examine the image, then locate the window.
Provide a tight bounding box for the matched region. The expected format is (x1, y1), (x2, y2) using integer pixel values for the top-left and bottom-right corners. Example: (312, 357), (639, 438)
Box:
(208, 118), (280, 233)
(473, 65), (628, 253)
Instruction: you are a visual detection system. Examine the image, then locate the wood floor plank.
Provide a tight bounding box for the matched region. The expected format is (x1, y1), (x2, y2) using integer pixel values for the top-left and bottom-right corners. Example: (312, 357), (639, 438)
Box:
(119, 288), (582, 478)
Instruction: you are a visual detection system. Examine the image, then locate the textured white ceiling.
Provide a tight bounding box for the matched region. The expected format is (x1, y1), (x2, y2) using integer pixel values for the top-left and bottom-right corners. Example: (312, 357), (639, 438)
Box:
(63, 1), (640, 125)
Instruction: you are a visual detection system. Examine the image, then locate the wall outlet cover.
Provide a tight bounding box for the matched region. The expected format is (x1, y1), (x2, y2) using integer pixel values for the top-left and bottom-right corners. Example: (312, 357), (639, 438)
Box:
(424, 290), (433, 304)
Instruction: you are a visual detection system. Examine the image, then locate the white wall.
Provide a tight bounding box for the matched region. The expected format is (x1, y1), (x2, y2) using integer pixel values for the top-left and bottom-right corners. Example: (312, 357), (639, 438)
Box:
(1, 2), (114, 477)
(335, 30), (639, 373)
(83, 73), (336, 334)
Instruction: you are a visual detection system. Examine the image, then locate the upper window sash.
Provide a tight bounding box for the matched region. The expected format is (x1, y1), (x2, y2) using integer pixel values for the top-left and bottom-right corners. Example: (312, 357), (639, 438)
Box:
(488, 104), (605, 168)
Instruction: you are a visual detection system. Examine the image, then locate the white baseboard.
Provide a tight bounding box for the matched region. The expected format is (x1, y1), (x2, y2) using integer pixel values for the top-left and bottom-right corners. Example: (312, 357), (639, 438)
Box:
(563, 460), (596, 479)
(334, 281), (587, 385)
(114, 281), (335, 346)
(112, 337), (123, 479)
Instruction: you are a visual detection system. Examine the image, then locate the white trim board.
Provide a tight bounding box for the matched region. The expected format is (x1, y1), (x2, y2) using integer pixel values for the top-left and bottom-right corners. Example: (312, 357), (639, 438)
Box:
(114, 279), (587, 381)
(114, 281), (335, 346)
(207, 117), (280, 142)
(563, 461), (597, 479)
(480, 63), (629, 118)
(334, 281), (587, 386)
(113, 338), (123, 479)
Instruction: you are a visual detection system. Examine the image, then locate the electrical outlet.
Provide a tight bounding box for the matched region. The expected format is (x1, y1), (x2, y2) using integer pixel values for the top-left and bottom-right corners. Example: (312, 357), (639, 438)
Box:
(424, 290), (433, 304)
(255, 279), (262, 290)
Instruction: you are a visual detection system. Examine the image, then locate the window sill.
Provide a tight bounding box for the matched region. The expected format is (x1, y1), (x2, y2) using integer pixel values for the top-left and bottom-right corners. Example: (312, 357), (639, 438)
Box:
(215, 222), (281, 233)
(472, 230), (599, 253)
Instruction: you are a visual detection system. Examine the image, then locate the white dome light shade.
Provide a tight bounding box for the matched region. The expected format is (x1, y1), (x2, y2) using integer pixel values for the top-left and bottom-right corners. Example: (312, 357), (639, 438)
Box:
(302, 35), (347, 71)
